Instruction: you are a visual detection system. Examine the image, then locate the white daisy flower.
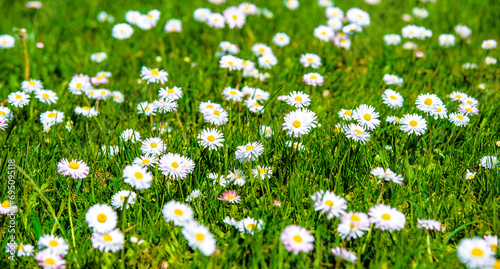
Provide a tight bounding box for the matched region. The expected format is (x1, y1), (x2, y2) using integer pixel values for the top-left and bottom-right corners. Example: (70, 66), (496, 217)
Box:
(35, 89), (58, 104)
(198, 128), (224, 150)
(479, 156), (498, 169)
(337, 212), (370, 240)
(345, 123), (370, 144)
(258, 54), (278, 69)
(449, 112), (470, 127)
(90, 52), (107, 63)
(455, 24), (471, 39)
(85, 204), (118, 233)
(431, 105), (448, 119)
(209, 173), (228, 187)
(202, 107), (229, 126)
(235, 141), (264, 162)
(465, 169), (476, 180)
(122, 164), (153, 190)
(158, 153), (196, 180)
(141, 137), (165, 155)
(68, 75), (91, 95)
(384, 34), (401, 46)
(457, 237), (495, 269)
(383, 74), (403, 86)
(0, 34), (15, 49)
(164, 19), (182, 32)
(325, 7), (343, 19)
(91, 228), (124, 253)
(223, 6), (246, 29)
(120, 129), (141, 143)
(368, 204), (406, 231)
(35, 249), (66, 268)
(112, 23), (133, 39)
(381, 89), (404, 109)
(140, 66), (168, 84)
(338, 109), (354, 120)
(353, 104), (380, 131)
(282, 108), (318, 137)
(193, 8), (212, 22)
(259, 125), (273, 137)
(162, 200), (194, 226)
(137, 101), (156, 116)
(273, 32), (290, 47)
(300, 53), (321, 69)
(111, 190), (137, 209)
(303, 72), (324, 86)
(206, 13), (225, 28)
(314, 25), (334, 42)
(280, 225), (315, 255)
(235, 217), (265, 235)
(37, 235), (69, 256)
(222, 87), (244, 101)
(284, 0), (299, 10)
(252, 166), (272, 180)
(8, 91), (30, 108)
(40, 110), (64, 127)
(311, 190), (347, 220)
(133, 154), (158, 168)
(21, 79), (43, 93)
(227, 169), (246, 186)
(416, 93), (442, 113)
(185, 189), (202, 202)
(481, 40), (497, 49)
(181, 221), (217, 256)
(346, 7), (370, 26)
(245, 99), (265, 114)
(400, 113), (427, 136)
(331, 247), (357, 263)
(439, 34), (456, 47)
(412, 7), (429, 18)
(485, 56), (497, 65)
(417, 219), (442, 231)
(327, 18), (343, 31)
(57, 159), (90, 179)
(285, 140), (305, 151)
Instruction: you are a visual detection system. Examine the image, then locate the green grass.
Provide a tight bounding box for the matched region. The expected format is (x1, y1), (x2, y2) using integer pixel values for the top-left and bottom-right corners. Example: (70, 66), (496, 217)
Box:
(1, 0), (499, 268)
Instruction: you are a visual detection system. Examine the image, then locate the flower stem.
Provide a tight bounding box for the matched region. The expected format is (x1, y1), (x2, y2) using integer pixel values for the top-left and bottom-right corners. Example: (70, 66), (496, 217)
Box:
(19, 29), (30, 81)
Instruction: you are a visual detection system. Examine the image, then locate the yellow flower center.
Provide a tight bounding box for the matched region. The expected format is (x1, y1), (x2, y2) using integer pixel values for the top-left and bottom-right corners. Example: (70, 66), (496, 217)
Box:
(364, 114), (371, 121)
(171, 162), (179, 168)
(206, 104), (214, 109)
(246, 145), (254, 151)
(395, 117), (401, 121)
(76, 82), (82, 88)
(196, 233), (204, 241)
(142, 159), (150, 164)
(259, 168), (265, 174)
(247, 224), (256, 229)
(307, 58), (313, 63)
(45, 258), (56, 265)
(471, 248), (484, 257)
(457, 115), (464, 120)
(174, 209), (183, 216)
(381, 213), (391, 220)
(259, 48), (265, 53)
(351, 215), (360, 222)
(103, 234), (113, 242)
(409, 120), (418, 127)
(68, 162), (80, 169)
(134, 172), (143, 179)
(0, 111), (5, 116)
(253, 102), (260, 107)
(150, 142), (158, 148)
(229, 91), (236, 95)
(207, 135), (215, 142)
(310, 75), (317, 79)
(293, 235), (303, 243)
(81, 106), (90, 111)
(466, 108), (472, 112)
(227, 194), (235, 200)
(424, 98), (433, 105)
(492, 244), (498, 252)
(355, 129), (362, 135)
(1, 201), (10, 208)
(456, 95), (461, 99)
(120, 196), (126, 201)
(466, 101), (472, 105)
(232, 15), (238, 20)
(16, 95), (22, 99)
(325, 200), (334, 206)
(345, 110), (352, 116)
(29, 81), (36, 86)
(48, 113), (57, 118)
(43, 93), (49, 98)
(49, 240), (59, 247)
(97, 213), (107, 223)
(17, 245), (24, 250)
(214, 110), (220, 116)
(151, 69), (159, 76)
(294, 96), (303, 102)
(390, 95), (397, 100)
(293, 120), (301, 128)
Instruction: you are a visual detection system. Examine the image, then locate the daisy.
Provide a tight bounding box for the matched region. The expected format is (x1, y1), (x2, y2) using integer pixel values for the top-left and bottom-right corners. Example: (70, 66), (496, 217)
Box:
(222, 87), (243, 102)
(465, 169), (476, 180)
(331, 247), (357, 263)
(343, 23), (362, 35)
(152, 122), (172, 134)
(133, 154), (158, 168)
(311, 190), (347, 219)
(403, 41), (418, 50)
(185, 189), (202, 202)
(371, 167), (404, 185)
(252, 165), (272, 180)
(383, 74), (403, 86)
(111, 190), (137, 209)
(485, 56), (497, 65)
(242, 86), (269, 100)
(412, 7), (429, 18)
(220, 55), (243, 71)
(236, 217), (264, 235)
(463, 63), (478, 69)
(479, 156), (499, 169)
(457, 237), (495, 269)
(227, 169), (246, 186)
(21, 79), (43, 93)
(245, 99), (265, 114)
(0, 118), (8, 131)
(158, 86), (183, 101)
(57, 159), (89, 179)
(368, 204), (406, 231)
(145, 9), (161, 26)
(85, 204), (118, 233)
(198, 128), (224, 150)
(462, 96), (479, 106)
(484, 235), (498, 253)
(0, 34), (15, 49)
(241, 59), (255, 70)
(303, 73), (323, 86)
(259, 125), (273, 137)
(164, 19), (181, 32)
(280, 225), (314, 255)
(239, 2), (257, 14)
(353, 104), (380, 131)
(449, 91), (467, 101)
(35, 250), (66, 268)
(258, 54), (278, 69)
(209, 173), (228, 187)
(273, 32), (290, 47)
(235, 142), (264, 162)
(14, 243), (35, 257)
(141, 137), (165, 155)
(384, 34), (401, 45)
(449, 112), (470, 127)
(380, 90), (404, 109)
(40, 110), (64, 127)
(158, 153), (196, 180)
(199, 100), (221, 113)
(68, 75), (91, 95)
(37, 235), (69, 256)
(162, 200), (194, 226)
(417, 219), (442, 231)
(111, 23), (134, 40)
(137, 101), (156, 116)
(338, 109), (354, 120)
(91, 228), (124, 253)
(8, 91), (30, 108)
(439, 34), (456, 47)
(218, 190), (240, 203)
(337, 212), (370, 240)
(122, 164), (153, 190)
(90, 52), (107, 63)
(0, 106), (13, 121)
(481, 40), (497, 49)
(459, 103), (479, 115)
(207, 13), (225, 28)
(416, 93), (442, 113)
(223, 6), (245, 29)
(35, 89), (58, 104)
(431, 105), (448, 119)
(0, 200), (17, 215)
(193, 8), (212, 22)
(182, 221), (217, 256)
(286, 140), (305, 151)
(251, 43), (273, 57)
(455, 24), (471, 39)
(318, 0), (333, 7)
(120, 129), (141, 143)
(125, 10), (141, 25)
(325, 7), (344, 19)
(202, 107), (229, 126)
(400, 113), (427, 136)
(346, 7), (370, 26)
(300, 53), (321, 69)
(140, 66), (168, 84)
(282, 108), (318, 137)
(314, 25), (334, 42)
(327, 18), (343, 31)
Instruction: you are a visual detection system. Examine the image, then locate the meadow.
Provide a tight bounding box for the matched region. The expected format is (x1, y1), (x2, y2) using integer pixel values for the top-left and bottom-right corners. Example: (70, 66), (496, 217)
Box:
(0, 0), (499, 268)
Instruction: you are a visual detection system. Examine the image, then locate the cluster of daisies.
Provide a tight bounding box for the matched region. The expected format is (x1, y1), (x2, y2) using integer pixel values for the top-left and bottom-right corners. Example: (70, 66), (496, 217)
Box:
(193, 2), (273, 29)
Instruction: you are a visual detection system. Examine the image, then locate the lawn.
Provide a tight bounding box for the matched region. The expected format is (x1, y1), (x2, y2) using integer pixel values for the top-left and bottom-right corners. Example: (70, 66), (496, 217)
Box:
(0, 0), (499, 268)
